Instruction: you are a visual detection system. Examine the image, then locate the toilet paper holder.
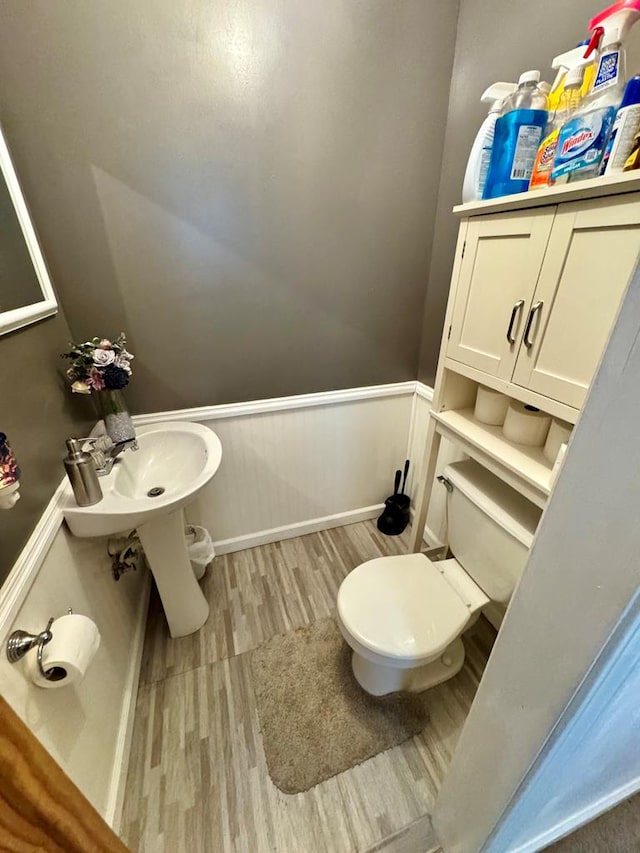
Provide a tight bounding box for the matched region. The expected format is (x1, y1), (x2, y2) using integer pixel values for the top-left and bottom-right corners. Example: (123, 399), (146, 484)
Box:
(6, 612), (70, 682)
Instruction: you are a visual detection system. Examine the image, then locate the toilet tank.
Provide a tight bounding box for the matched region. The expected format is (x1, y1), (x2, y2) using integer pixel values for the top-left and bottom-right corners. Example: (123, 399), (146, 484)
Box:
(444, 460), (542, 604)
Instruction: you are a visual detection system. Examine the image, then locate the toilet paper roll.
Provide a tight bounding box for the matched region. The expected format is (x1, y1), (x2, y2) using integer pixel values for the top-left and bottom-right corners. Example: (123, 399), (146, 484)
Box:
(474, 385), (511, 426)
(543, 418), (573, 463)
(26, 614), (101, 689)
(502, 401), (551, 447)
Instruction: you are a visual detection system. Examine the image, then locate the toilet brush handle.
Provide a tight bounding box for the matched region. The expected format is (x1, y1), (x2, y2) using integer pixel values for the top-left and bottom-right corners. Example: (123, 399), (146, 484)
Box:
(401, 459), (409, 494)
(393, 470), (401, 495)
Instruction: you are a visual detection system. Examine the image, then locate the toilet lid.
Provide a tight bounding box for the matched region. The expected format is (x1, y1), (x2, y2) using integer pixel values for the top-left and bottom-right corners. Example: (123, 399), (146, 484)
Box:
(337, 554), (471, 662)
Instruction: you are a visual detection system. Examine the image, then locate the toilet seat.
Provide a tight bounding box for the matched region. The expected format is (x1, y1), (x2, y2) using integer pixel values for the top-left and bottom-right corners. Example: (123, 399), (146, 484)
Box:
(337, 553), (471, 666)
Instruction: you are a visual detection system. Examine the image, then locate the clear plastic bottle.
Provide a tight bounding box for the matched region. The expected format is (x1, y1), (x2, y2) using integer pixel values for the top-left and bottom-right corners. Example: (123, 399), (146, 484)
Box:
(508, 71), (549, 111)
(530, 79), (572, 190)
(483, 71), (549, 199)
(543, 67), (585, 186)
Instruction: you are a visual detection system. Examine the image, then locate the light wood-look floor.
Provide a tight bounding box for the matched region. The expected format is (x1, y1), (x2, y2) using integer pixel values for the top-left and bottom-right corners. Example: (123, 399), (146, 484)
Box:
(121, 522), (496, 853)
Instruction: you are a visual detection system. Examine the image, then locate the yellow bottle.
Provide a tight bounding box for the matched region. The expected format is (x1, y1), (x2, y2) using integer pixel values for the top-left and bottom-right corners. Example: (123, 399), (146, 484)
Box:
(530, 66), (586, 189)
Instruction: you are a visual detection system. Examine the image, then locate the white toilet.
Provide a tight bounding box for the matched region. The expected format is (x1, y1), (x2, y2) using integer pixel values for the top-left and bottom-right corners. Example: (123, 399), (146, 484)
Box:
(337, 459), (541, 696)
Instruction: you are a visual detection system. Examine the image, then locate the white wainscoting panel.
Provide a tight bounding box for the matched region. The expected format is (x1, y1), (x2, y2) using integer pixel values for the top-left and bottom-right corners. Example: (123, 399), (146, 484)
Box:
(0, 379), (432, 830)
(0, 524), (149, 829)
(184, 391), (415, 552)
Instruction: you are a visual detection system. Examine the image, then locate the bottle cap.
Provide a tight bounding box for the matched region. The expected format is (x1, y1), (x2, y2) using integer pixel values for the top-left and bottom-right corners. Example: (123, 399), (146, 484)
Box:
(565, 66), (585, 87)
(519, 70), (541, 85)
(620, 75), (640, 107)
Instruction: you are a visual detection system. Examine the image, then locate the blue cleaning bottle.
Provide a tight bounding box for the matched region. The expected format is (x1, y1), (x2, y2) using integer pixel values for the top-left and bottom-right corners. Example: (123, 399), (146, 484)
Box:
(483, 71), (549, 199)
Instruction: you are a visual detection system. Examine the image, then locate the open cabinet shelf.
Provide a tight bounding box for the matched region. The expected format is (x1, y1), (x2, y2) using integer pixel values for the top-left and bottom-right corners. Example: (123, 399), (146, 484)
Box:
(431, 409), (553, 509)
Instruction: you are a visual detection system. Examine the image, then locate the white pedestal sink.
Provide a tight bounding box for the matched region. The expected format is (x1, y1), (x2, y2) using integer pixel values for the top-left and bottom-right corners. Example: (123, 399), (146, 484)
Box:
(63, 422), (222, 637)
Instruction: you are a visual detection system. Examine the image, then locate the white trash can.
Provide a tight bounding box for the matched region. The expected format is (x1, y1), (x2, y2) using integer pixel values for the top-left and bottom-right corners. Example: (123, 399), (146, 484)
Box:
(185, 525), (215, 580)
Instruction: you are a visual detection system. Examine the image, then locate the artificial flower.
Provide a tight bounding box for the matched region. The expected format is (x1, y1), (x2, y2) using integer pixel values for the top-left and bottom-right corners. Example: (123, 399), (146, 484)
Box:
(61, 333), (134, 394)
(88, 367), (106, 390)
(102, 365), (130, 390)
(115, 354), (132, 373)
(93, 348), (116, 366)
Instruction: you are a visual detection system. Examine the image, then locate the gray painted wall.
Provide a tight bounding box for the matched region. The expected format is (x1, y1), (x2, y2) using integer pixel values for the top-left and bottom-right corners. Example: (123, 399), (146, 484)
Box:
(0, 0), (459, 414)
(418, 0), (640, 384)
(0, 312), (89, 583)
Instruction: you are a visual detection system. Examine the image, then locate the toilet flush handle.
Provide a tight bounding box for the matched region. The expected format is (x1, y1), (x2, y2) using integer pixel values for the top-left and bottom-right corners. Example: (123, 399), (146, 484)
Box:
(437, 475), (453, 493)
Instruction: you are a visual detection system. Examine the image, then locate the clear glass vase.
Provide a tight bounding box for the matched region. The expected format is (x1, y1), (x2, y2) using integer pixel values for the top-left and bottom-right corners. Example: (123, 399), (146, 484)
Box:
(94, 389), (136, 445)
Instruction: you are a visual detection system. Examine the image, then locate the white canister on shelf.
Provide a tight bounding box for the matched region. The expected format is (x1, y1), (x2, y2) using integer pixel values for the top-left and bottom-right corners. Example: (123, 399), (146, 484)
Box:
(474, 385), (511, 426)
(544, 418), (573, 463)
(502, 401), (551, 447)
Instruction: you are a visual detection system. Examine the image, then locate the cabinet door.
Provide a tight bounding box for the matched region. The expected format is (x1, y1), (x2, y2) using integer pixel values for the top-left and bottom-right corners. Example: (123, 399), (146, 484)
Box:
(448, 209), (556, 380)
(512, 195), (640, 409)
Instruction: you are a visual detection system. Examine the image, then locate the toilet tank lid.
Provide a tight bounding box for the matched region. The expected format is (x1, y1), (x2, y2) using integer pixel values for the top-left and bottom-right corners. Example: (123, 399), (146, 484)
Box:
(444, 459), (542, 548)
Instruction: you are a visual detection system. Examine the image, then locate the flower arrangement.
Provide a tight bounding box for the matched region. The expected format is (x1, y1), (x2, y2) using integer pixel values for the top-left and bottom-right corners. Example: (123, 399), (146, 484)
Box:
(61, 333), (134, 395)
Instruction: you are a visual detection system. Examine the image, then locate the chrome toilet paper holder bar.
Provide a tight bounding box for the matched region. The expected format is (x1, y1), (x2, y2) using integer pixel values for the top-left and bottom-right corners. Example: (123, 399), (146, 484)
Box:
(6, 610), (72, 682)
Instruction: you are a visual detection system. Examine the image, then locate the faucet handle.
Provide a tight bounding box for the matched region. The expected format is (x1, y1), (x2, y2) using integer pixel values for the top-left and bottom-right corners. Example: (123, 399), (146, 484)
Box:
(83, 435), (117, 476)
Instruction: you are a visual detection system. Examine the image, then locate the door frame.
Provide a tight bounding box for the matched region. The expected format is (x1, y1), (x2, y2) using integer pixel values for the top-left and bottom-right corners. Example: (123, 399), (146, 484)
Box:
(0, 693), (128, 851)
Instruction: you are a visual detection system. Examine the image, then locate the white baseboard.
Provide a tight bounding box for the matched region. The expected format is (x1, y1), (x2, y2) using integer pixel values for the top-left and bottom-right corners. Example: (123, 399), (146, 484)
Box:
(213, 504), (384, 554)
(105, 572), (151, 832)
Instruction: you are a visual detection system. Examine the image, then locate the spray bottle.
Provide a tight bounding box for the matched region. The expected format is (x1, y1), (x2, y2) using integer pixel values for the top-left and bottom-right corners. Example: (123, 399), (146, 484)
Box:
(482, 71), (549, 199)
(552, 0), (640, 183)
(547, 42), (593, 112)
(529, 44), (596, 189)
(462, 83), (517, 203)
(532, 67), (586, 189)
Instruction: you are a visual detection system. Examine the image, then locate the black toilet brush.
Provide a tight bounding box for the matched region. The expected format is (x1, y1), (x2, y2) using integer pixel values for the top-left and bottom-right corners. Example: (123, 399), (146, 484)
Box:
(377, 460), (411, 536)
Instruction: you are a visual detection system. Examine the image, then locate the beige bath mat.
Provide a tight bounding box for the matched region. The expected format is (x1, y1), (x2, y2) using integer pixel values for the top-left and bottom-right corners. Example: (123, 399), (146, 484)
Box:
(251, 617), (429, 794)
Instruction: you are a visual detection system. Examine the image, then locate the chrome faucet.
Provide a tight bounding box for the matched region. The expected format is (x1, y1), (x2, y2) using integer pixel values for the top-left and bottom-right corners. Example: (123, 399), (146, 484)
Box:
(74, 434), (138, 476)
(109, 438), (139, 458)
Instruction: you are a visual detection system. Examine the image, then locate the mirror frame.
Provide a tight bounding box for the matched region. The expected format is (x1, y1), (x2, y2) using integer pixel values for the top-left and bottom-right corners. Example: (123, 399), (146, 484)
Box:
(0, 122), (57, 336)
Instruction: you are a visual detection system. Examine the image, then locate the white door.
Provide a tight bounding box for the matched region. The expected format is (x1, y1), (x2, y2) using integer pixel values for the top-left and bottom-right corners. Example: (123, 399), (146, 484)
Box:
(448, 209), (556, 380)
(512, 194), (640, 409)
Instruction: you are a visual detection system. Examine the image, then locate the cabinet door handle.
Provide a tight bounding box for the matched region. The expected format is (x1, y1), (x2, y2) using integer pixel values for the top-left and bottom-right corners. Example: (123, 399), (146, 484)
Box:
(523, 301), (543, 349)
(506, 300), (525, 345)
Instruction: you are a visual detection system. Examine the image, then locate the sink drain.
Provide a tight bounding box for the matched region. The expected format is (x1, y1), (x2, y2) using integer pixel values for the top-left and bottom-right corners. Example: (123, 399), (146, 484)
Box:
(147, 486), (165, 498)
